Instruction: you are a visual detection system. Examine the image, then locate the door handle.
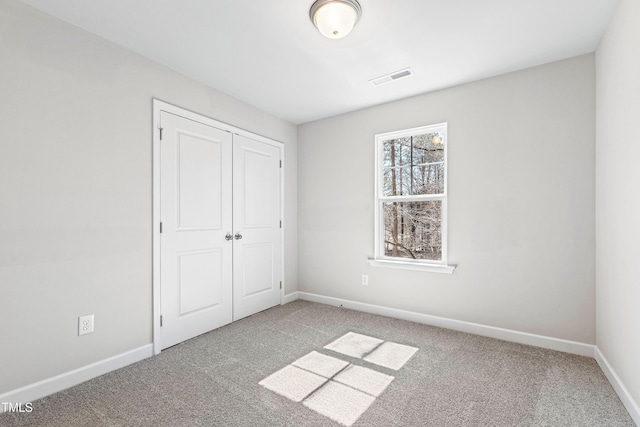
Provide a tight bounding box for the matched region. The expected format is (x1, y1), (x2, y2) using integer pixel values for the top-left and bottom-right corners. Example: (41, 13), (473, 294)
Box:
(234, 232), (243, 240)
(225, 233), (233, 241)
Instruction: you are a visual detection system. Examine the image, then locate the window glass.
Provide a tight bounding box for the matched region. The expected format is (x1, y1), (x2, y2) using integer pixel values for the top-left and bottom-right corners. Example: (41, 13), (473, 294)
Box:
(383, 200), (442, 261)
(376, 123), (448, 265)
(382, 132), (445, 196)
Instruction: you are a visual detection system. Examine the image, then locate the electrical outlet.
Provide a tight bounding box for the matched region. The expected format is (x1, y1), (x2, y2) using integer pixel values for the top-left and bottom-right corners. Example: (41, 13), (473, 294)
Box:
(78, 314), (94, 336)
(362, 275), (369, 286)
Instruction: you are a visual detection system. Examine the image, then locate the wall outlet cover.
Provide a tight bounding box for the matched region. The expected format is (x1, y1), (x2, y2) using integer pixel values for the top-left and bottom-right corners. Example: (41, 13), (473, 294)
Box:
(78, 314), (94, 336)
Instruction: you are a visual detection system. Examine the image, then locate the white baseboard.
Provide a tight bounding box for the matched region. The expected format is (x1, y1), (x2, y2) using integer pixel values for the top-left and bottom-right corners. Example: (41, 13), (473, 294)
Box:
(297, 292), (595, 357)
(0, 344), (153, 412)
(595, 347), (640, 426)
(282, 291), (300, 305)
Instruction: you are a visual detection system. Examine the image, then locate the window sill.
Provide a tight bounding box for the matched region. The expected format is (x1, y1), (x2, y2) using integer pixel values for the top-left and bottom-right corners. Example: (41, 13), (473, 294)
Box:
(368, 258), (456, 274)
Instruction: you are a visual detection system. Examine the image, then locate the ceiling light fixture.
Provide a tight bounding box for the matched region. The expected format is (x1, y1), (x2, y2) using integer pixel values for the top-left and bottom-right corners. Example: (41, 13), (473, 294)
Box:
(309, 0), (362, 39)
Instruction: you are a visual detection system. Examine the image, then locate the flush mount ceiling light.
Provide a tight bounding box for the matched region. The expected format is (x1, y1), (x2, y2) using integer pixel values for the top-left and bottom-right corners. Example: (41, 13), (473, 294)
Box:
(309, 0), (362, 39)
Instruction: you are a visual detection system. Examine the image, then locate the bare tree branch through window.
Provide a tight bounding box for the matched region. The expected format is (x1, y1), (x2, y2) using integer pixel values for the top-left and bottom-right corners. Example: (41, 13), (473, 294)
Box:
(376, 124), (447, 263)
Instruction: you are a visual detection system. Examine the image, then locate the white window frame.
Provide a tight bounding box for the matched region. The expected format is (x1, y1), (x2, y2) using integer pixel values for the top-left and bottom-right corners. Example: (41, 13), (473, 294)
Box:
(370, 123), (455, 274)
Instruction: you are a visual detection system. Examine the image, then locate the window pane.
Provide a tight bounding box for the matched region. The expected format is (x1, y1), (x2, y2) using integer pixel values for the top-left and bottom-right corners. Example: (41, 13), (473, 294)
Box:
(411, 163), (444, 195)
(382, 164), (410, 196)
(382, 137), (412, 168)
(382, 132), (445, 196)
(383, 200), (442, 261)
(412, 132), (444, 164)
(412, 132), (445, 195)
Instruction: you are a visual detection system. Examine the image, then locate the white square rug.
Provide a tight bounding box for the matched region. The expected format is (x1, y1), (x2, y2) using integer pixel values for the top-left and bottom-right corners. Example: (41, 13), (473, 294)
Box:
(292, 350), (349, 378)
(303, 380), (376, 426)
(260, 332), (418, 426)
(258, 364), (327, 402)
(364, 341), (419, 370)
(323, 332), (383, 358)
(334, 364), (394, 397)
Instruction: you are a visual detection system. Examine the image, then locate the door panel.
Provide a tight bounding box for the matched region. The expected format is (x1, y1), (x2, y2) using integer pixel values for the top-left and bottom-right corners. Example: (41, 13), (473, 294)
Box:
(160, 112), (233, 349)
(177, 249), (223, 314)
(242, 149), (273, 227)
(176, 133), (223, 230)
(233, 134), (282, 320)
(241, 242), (274, 296)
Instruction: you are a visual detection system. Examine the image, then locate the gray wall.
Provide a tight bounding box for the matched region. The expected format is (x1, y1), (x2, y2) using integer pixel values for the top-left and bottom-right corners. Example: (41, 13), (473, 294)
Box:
(596, 0), (640, 409)
(298, 55), (596, 344)
(0, 1), (297, 394)
(4, 0), (627, 404)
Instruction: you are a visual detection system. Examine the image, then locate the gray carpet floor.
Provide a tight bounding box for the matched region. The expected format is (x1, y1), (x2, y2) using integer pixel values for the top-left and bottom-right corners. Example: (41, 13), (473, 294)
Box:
(0, 300), (634, 426)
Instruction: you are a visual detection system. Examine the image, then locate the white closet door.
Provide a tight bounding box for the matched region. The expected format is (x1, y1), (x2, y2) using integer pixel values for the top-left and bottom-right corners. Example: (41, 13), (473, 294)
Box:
(232, 134), (282, 320)
(159, 112), (233, 349)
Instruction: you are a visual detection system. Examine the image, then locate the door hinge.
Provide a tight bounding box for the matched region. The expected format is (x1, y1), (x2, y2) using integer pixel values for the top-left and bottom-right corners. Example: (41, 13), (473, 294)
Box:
(280, 281), (282, 289)
(279, 220), (282, 229)
(160, 315), (163, 327)
(160, 222), (163, 233)
(279, 159), (282, 168)
(159, 127), (163, 141)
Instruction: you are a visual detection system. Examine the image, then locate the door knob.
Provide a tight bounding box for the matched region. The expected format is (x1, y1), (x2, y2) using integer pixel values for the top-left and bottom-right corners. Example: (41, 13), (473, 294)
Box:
(225, 233), (233, 241)
(234, 232), (243, 240)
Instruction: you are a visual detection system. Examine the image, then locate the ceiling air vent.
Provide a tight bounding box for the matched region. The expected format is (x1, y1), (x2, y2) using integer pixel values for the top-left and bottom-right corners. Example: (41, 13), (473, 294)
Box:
(369, 68), (414, 86)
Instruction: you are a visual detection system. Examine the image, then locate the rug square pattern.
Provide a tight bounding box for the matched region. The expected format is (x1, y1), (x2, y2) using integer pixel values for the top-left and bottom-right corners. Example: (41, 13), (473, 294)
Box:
(260, 332), (418, 426)
(324, 332), (384, 358)
(258, 365), (326, 402)
(363, 341), (419, 370)
(333, 364), (395, 397)
(292, 351), (349, 378)
(303, 380), (376, 427)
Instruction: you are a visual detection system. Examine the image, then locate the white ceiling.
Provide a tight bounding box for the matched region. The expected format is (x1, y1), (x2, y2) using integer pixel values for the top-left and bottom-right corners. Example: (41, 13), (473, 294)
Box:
(19, 0), (620, 124)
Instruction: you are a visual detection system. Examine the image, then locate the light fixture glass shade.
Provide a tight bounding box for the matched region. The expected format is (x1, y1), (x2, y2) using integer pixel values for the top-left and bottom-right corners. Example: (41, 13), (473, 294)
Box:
(310, 0), (361, 39)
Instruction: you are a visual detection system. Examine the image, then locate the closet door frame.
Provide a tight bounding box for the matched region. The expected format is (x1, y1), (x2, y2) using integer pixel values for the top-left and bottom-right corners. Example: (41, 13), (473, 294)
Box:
(152, 99), (285, 355)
